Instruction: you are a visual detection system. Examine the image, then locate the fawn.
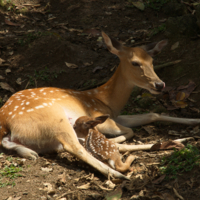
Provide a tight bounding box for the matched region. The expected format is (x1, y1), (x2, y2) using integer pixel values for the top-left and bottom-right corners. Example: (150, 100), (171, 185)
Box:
(74, 114), (135, 172)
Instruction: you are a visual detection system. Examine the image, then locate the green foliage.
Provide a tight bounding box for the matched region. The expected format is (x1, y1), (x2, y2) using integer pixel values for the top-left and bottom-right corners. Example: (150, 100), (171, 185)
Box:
(145, 0), (170, 11)
(159, 144), (200, 180)
(0, 181), (15, 188)
(149, 24), (166, 37)
(0, 164), (22, 179)
(18, 32), (52, 46)
(0, 164), (23, 187)
(27, 67), (65, 87)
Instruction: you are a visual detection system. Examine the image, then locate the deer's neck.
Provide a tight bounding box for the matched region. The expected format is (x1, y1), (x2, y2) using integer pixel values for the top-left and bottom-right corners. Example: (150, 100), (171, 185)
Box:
(95, 64), (134, 118)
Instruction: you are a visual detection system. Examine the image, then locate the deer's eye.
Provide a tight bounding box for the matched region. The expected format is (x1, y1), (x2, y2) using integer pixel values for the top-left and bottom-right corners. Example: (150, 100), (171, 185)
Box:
(131, 61), (141, 67)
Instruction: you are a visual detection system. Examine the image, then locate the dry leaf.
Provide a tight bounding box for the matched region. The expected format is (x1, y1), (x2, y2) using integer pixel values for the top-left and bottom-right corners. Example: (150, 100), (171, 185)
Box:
(93, 66), (103, 73)
(57, 172), (66, 185)
(171, 42), (179, 50)
(168, 130), (180, 136)
(5, 69), (11, 75)
(98, 184), (113, 191)
(84, 62), (93, 66)
(104, 180), (116, 189)
(0, 58), (5, 65)
(16, 78), (22, 85)
(5, 19), (21, 26)
(130, 194), (140, 199)
(83, 29), (101, 37)
(41, 167), (53, 172)
(65, 62), (78, 68)
(152, 175), (166, 184)
(132, 2), (145, 11)
(0, 82), (15, 93)
(151, 140), (184, 151)
(141, 93), (153, 98)
(177, 81), (196, 98)
(172, 100), (188, 108)
(173, 188), (184, 200)
(176, 92), (185, 101)
(42, 182), (55, 195)
(77, 182), (90, 190)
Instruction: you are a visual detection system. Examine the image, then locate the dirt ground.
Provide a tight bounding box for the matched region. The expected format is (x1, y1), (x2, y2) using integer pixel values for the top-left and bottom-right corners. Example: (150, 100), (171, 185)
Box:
(1, 0), (200, 199)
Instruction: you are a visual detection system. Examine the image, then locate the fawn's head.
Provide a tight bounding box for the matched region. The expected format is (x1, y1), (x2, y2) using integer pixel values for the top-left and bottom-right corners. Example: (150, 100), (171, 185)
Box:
(102, 32), (167, 94)
(74, 114), (109, 136)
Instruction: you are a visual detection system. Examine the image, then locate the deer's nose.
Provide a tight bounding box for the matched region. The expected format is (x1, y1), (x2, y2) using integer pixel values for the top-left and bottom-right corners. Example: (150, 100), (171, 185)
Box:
(155, 82), (165, 91)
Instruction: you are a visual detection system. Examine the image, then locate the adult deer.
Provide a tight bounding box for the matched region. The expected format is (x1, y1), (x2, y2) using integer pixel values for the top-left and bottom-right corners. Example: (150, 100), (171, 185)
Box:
(0, 32), (199, 180)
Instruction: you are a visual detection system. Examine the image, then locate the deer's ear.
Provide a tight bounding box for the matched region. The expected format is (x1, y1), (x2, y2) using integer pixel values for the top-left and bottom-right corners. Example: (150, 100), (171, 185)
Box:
(141, 40), (168, 57)
(102, 32), (122, 56)
(85, 120), (100, 128)
(95, 114), (110, 124)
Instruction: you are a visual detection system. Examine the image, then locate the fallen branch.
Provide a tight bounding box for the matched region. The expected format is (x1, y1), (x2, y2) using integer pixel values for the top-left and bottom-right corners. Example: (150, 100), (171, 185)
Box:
(154, 60), (181, 70)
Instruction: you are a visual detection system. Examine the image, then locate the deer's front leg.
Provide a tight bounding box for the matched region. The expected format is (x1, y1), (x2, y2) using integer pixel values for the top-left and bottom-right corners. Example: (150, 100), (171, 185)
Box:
(97, 118), (134, 143)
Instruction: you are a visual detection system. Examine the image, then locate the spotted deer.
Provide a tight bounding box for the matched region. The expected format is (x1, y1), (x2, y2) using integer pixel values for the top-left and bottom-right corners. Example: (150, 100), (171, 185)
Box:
(0, 32), (200, 180)
(74, 114), (135, 172)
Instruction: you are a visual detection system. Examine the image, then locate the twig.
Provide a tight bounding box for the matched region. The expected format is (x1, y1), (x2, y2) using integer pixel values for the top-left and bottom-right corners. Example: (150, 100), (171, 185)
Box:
(154, 60), (181, 70)
(174, 73), (187, 81)
(56, 191), (75, 200)
(24, 80), (30, 89)
(173, 188), (184, 200)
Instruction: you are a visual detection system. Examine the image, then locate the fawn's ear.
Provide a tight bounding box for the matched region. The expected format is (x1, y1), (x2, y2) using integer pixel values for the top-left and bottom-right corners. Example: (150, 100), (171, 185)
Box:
(95, 114), (110, 124)
(141, 40), (168, 57)
(85, 114), (110, 128)
(102, 32), (122, 56)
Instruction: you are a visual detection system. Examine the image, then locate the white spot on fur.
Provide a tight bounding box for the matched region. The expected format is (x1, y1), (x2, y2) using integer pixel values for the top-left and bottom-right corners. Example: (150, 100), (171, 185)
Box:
(21, 102), (24, 105)
(26, 102), (30, 105)
(40, 89), (44, 92)
(49, 103), (52, 106)
(22, 107), (25, 110)
(27, 109), (34, 112)
(19, 112), (23, 115)
(35, 105), (44, 109)
(9, 112), (12, 115)
(43, 92), (46, 95)
(11, 114), (16, 119)
(43, 103), (48, 106)
(50, 91), (54, 93)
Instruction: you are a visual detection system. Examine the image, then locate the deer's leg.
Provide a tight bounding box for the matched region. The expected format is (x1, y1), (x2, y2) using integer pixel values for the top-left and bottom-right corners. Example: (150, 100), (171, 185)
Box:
(115, 155), (135, 172)
(2, 136), (38, 160)
(56, 123), (129, 180)
(115, 113), (200, 128)
(97, 118), (134, 143)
